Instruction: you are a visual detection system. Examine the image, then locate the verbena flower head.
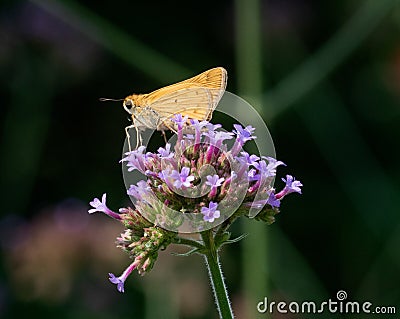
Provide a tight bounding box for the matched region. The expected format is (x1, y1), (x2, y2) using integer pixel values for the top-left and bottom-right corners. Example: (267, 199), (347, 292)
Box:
(120, 118), (285, 230)
(88, 115), (302, 292)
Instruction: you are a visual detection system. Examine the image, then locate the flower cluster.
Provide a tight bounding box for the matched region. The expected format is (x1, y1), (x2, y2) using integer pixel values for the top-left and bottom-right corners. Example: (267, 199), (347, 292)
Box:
(88, 198), (176, 292)
(88, 115), (302, 292)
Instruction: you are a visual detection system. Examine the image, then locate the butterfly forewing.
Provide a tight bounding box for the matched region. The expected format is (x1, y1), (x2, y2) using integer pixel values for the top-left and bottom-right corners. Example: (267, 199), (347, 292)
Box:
(144, 67), (227, 120)
(147, 87), (213, 130)
(180, 67), (227, 109)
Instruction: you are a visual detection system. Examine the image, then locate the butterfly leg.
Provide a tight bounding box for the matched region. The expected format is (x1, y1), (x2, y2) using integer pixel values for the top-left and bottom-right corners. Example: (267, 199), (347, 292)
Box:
(124, 124), (136, 152)
(158, 119), (178, 135)
(136, 126), (143, 149)
(161, 130), (168, 144)
(157, 119), (177, 143)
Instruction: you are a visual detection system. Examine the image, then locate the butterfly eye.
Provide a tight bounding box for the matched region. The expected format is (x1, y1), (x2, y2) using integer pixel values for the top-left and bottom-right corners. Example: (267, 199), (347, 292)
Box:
(123, 99), (134, 114)
(124, 100), (133, 109)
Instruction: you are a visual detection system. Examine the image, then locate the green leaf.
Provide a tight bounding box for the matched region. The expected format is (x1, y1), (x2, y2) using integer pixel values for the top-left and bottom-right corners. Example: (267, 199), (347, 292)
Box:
(217, 233), (248, 248)
(170, 247), (201, 257)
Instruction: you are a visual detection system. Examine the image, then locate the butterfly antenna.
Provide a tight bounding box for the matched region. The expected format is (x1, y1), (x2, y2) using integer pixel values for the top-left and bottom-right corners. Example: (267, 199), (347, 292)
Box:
(99, 97), (124, 102)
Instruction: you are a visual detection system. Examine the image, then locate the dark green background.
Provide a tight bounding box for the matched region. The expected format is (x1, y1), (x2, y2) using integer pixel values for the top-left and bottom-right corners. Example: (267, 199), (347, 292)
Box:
(1, 0), (399, 318)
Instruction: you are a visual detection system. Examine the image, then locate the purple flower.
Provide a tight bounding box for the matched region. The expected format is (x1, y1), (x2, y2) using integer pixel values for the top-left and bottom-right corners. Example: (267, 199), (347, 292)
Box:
(88, 194), (121, 220)
(109, 260), (139, 293)
(172, 114), (188, 130)
(190, 118), (207, 127)
(190, 119), (209, 150)
(158, 169), (170, 181)
(158, 168), (172, 180)
(233, 124), (256, 143)
(266, 191), (280, 208)
(190, 119), (209, 134)
(205, 175), (225, 188)
(201, 201), (221, 222)
(205, 174), (225, 198)
(263, 157), (286, 173)
(204, 130), (233, 145)
(206, 123), (222, 131)
(158, 168), (176, 189)
(246, 190), (280, 209)
(248, 168), (260, 182)
(239, 152), (260, 167)
(121, 146), (147, 172)
(108, 273), (125, 293)
(276, 175), (303, 199)
(247, 161), (271, 191)
(157, 143), (174, 158)
(171, 167), (194, 188)
(254, 157), (285, 178)
(127, 180), (150, 200)
(184, 134), (195, 140)
(230, 124), (257, 156)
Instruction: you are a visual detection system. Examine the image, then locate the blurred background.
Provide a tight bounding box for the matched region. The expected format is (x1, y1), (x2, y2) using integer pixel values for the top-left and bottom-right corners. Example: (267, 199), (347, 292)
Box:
(1, 0), (399, 318)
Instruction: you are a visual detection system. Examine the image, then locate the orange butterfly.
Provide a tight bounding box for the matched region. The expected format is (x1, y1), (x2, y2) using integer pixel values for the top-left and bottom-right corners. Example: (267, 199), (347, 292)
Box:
(102, 67), (227, 149)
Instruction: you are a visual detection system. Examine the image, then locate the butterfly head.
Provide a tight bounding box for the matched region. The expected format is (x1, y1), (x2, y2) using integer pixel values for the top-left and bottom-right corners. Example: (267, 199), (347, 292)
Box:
(123, 97), (135, 114)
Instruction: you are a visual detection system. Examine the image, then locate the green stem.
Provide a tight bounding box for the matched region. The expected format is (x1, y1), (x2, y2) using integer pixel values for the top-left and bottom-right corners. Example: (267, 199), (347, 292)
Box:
(201, 230), (234, 319)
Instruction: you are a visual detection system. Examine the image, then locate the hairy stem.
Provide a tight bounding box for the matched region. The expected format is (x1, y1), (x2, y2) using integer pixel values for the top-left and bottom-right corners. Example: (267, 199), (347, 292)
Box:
(201, 230), (234, 319)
